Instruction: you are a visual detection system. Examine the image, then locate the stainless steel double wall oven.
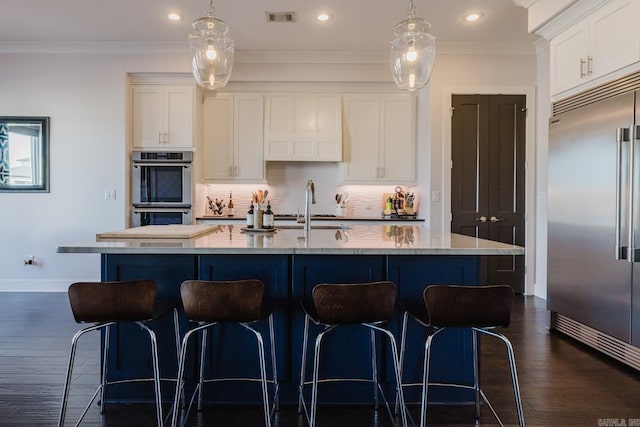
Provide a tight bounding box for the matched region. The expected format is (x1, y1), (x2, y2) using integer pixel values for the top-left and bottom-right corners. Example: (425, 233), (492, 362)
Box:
(131, 151), (192, 227)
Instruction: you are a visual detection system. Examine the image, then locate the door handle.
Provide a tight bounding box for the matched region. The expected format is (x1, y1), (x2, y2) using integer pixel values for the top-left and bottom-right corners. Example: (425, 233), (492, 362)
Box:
(475, 216), (487, 223)
(631, 126), (639, 263)
(490, 216), (504, 223)
(580, 58), (587, 78)
(616, 127), (630, 260)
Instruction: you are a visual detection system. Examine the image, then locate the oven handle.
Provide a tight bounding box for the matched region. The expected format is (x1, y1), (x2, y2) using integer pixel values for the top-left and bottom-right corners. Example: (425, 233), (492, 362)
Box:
(132, 208), (191, 214)
(133, 162), (191, 168)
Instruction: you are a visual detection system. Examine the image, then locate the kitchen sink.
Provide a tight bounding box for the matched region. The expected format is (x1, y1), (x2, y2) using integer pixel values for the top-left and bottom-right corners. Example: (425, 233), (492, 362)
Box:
(276, 224), (350, 230)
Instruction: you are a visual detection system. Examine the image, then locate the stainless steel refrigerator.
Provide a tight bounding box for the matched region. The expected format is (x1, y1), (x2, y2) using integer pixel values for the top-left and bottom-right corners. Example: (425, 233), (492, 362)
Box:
(548, 74), (640, 367)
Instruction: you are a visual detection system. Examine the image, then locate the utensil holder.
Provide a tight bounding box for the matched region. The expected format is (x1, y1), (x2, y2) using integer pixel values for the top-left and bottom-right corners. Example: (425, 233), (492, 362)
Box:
(336, 205), (346, 217)
(254, 207), (264, 229)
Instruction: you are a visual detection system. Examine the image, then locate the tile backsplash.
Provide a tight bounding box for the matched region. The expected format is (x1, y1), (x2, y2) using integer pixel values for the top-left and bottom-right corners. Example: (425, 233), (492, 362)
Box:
(196, 162), (419, 219)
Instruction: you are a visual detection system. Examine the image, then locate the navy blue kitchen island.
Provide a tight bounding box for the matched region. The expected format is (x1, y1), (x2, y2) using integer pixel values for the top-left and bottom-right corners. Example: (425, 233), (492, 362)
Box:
(58, 224), (524, 406)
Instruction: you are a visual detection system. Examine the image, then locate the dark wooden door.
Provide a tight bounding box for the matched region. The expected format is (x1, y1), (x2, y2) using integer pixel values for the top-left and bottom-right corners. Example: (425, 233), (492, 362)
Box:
(451, 94), (526, 293)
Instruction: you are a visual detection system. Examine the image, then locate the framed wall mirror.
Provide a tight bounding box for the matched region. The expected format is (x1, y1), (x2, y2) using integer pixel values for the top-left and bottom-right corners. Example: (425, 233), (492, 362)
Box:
(0, 116), (50, 192)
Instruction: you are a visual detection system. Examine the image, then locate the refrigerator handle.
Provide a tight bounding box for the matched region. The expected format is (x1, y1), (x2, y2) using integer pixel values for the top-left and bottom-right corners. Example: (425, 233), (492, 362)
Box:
(627, 127), (636, 262)
(616, 128), (626, 259)
(615, 128), (633, 262)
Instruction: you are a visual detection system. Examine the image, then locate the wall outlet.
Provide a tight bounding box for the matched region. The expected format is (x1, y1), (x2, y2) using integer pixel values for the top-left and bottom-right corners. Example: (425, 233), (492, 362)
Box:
(104, 189), (116, 200)
(24, 256), (34, 266)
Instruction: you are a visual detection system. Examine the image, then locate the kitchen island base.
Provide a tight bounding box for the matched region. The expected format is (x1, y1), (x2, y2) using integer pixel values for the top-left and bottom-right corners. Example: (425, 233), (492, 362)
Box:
(101, 253), (480, 405)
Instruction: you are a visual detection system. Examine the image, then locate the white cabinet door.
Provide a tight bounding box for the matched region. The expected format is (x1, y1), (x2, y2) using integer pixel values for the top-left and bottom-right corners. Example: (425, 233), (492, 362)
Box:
(164, 86), (195, 148)
(202, 93), (264, 182)
(132, 85), (195, 149)
(264, 93), (342, 161)
(234, 94), (264, 180)
(589, 0), (640, 78)
(550, 0), (640, 96)
(203, 94), (234, 180)
(132, 86), (164, 148)
(550, 21), (589, 95)
(341, 94), (416, 183)
(380, 95), (415, 182)
(341, 94), (380, 181)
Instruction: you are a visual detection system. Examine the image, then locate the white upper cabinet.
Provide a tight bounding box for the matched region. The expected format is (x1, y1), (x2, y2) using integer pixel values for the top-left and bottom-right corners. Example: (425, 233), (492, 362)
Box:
(132, 85), (196, 149)
(202, 93), (264, 182)
(264, 93), (342, 161)
(341, 93), (415, 184)
(550, 0), (640, 96)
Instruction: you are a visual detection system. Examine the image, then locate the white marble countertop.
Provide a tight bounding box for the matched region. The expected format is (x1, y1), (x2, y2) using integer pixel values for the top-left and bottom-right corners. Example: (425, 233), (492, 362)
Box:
(57, 225), (524, 256)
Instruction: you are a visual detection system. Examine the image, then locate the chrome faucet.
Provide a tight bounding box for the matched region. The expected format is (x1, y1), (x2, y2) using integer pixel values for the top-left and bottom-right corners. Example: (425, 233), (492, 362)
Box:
(304, 180), (316, 232)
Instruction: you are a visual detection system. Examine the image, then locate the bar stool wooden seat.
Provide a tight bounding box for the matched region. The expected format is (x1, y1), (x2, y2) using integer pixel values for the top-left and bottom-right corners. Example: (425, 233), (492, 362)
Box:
(58, 279), (181, 427)
(298, 281), (407, 427)
(399, 284), (525, 427)
(171, 279), (279, 427)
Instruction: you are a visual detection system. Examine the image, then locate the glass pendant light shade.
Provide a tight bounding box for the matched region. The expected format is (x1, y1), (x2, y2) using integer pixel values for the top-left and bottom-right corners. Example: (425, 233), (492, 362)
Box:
(390, 9), (436, 91)
(189, 7), (234, 90)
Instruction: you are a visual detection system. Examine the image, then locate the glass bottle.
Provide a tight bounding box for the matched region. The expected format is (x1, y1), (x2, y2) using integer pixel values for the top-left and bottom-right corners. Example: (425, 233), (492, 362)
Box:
(227, 191), (234, 217)
(246, 201), (254, 229)
(263, 201), (274, 229)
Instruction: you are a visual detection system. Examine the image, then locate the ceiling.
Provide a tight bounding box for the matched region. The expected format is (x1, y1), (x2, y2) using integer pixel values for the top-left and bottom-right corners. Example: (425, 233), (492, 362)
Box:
(0, 0), (538, 53)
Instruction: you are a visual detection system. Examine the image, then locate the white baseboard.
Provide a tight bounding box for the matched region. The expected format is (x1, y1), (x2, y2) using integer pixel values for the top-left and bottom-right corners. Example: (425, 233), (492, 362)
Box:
(0, 279), (94, 292)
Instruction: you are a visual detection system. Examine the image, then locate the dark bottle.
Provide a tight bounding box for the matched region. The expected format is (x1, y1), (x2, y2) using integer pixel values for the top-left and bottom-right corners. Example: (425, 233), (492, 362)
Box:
(246, 201), (255, 229)
(263, 201), (274, 229)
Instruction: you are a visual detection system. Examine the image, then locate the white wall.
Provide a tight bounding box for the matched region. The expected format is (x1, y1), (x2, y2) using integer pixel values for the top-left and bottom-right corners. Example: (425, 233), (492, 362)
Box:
(0, 54), (129, 291)
(0, 48), (537, 292)
(534, 39), (551, 299)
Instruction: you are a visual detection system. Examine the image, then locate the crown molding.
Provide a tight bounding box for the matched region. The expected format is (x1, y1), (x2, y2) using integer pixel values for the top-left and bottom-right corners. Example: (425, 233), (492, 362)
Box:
(535, 0), (606, 39)
(512, 0), (537, 8)
(0, 41), (537, 58)
(0, 41), (189, 54)
(436, 42), (536, 55)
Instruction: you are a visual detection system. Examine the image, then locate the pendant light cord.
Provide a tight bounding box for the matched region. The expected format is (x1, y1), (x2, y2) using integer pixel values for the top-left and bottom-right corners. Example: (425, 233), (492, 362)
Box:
(206, 0), (215, 17)
(407, 0), (416, 18)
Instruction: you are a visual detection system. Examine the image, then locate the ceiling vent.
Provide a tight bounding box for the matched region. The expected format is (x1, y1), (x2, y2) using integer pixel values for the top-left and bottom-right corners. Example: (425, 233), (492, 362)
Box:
(266, 12), (296, 23)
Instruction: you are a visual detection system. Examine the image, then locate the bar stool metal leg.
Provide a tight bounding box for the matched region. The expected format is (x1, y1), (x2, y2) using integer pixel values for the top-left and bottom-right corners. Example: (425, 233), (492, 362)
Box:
(420, 328), (444, 427)
(58, 323), (106, 427)
(100, 324), (111, 414)
(473, 329), (481, 420)
(394, 310), (410, 416)
(171, 325), (202, 427)
(171, 317), (279, 427)
(197, 328), (208, 411)
(268, 314), (280, 411)
(59, 321), (164, 427)
(171, 308), (185, 409)
(309, 327), (333, 427)
(370, 329), (379, 410)
(243, 320), (273, 427)
(367, 324), (408, 427)
(136, 321), (164, 427)
(480, 328), (525, 427)
(298, 313), (311, 414)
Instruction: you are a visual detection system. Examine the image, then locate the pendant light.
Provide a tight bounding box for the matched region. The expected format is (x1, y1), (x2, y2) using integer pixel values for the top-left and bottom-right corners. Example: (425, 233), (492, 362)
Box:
(390, 0), (436, 92)
(189, 0), (234, 90)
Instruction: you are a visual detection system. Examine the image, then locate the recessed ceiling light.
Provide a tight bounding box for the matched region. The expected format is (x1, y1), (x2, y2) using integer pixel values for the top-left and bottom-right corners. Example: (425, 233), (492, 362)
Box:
(317, 12), (333, 22)
(168, 12), (183, 22)
(465, 12), (484, 22)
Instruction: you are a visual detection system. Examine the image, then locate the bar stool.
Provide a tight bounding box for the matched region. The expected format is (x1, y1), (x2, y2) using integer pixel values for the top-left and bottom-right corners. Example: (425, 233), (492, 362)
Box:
(298, 281), (407, 427)
(398, 284), (525, 427)
(58, 279), (181, 427)
(171, 279), (279, 427)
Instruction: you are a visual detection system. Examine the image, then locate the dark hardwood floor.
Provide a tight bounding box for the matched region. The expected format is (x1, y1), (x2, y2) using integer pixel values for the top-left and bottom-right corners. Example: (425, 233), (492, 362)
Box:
(1, 293), (639, 426)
